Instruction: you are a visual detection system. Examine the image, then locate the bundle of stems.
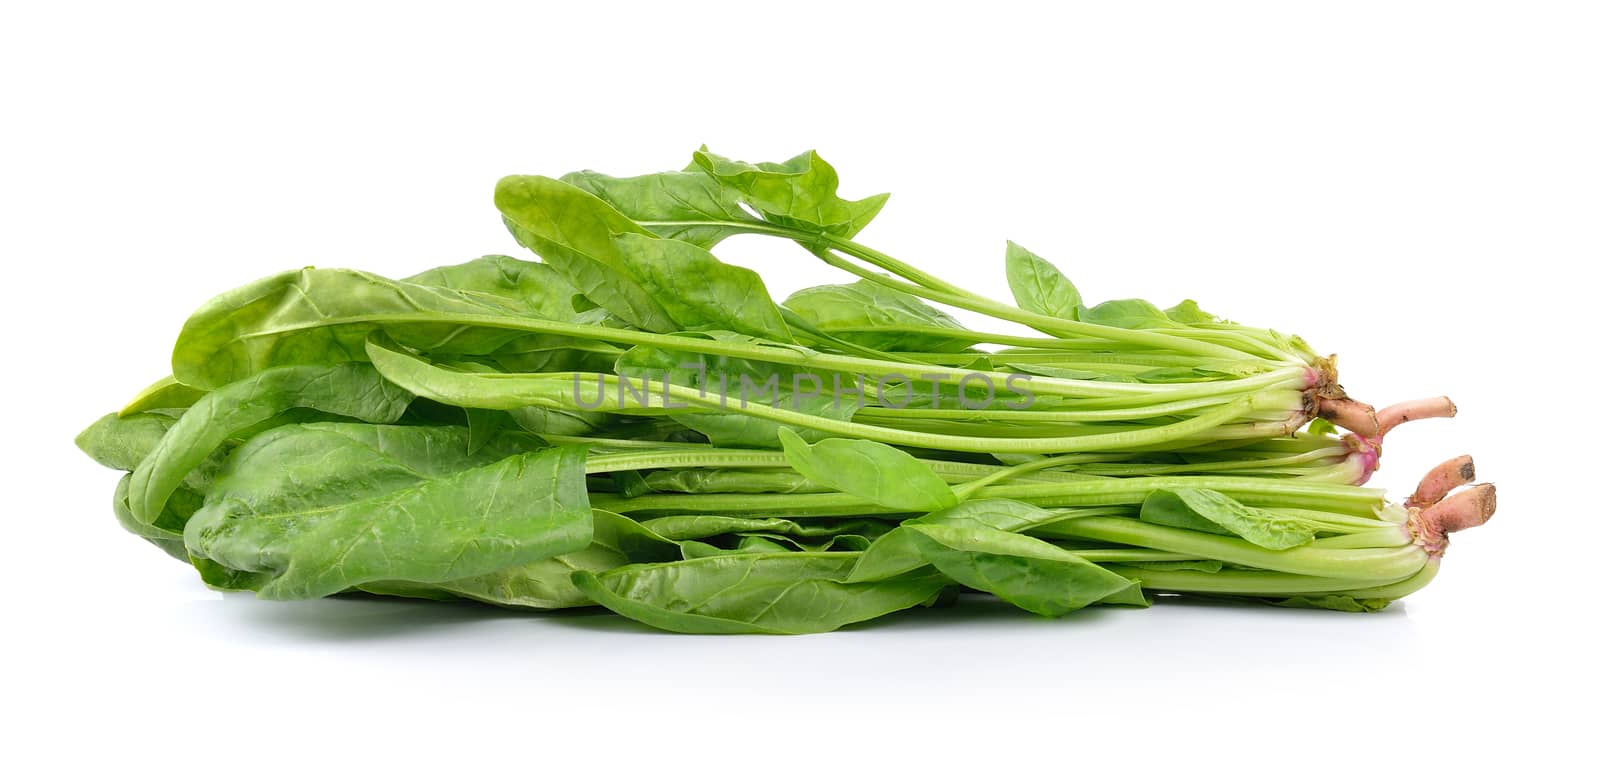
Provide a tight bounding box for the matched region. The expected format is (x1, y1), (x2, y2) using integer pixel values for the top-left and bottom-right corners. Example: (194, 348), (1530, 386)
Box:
(75, 148), (1495, 633)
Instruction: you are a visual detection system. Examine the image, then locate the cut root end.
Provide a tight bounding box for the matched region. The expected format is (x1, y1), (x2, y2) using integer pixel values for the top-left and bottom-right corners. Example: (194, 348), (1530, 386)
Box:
(1409, 483), (1497, 557)
(1405, 454), (1476, 509)
(1377, 396), (1457, 438)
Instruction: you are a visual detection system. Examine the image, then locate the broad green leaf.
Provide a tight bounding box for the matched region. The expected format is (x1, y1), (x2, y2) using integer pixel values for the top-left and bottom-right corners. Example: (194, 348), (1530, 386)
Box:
(495, 175), (677, 332)
(784, 281), (973, 353)
(78, 411), (184, 475)
(172, 267), (559, 389)
(905, 523), (1136, 617)
(572, 552), (945, 634)
(185, 425), (590, 599)
(368, 511), (681, 609)
(1078, 299), (1181, 330)
(691, 148), (888, 240)
(848, 499), (1072, 582)
(1004, 241), (1081, 320)
(404, 254), (588, 323)
(1140, 488), (1317, 550)
(561, 168), (762, 248)
(1164, 299), (1222, 325)
(613, 233), (793, 341)
(778, 429), (957, 511)
(120, 375), (206, 416)
(111, 474), (199, 557)
(126, 364), (412, 525)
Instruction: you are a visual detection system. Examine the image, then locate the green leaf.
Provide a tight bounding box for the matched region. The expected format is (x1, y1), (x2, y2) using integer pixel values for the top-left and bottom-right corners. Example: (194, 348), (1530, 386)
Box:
(561, 168), (763, 248)
(691, 148), (888, 240)
(783, 281), (973, 353)
(612, 233), (793, 341)
(572, 552), (945, 634)
(1164, 299), (1222, 325)
(111, 474), (199, 557)
(126, 363), (413, 525)
(848, 499), (1071, 582)
(370, 511), (681, 609)
(404, 254), (588, 323)
(78, 411), (183, 474)
(1271, 595), (1392, 612)
(119, 375), (206, 416)
(905, 523), (1136, 617)
(184, 425), (590, 599)
(494, 175), (677, 332)
(1139, 488), (1317, 550)
(778, 429), (957, 511)
(171, 267), (561, 389)
(1078, 299), (1180, 330)
(1004, 241), (1081, 320)
(1305, 417), (1339, 436)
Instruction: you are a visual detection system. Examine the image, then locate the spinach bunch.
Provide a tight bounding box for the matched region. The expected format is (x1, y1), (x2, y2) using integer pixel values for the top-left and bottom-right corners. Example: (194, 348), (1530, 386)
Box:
(76, 148), (1493, 633)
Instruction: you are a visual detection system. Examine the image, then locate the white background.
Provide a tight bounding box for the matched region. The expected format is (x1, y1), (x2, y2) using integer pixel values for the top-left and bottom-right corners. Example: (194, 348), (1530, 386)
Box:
(4, 2), (1595, 768)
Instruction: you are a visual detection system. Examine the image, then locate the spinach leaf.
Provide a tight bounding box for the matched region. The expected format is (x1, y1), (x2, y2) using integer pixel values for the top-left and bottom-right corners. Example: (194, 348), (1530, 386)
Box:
(612, 233), (793, 341)
(560, 168), (763, 248)
(1140, 488), (1317, 550)
(691, 148), (889, 240)
(906, 523), (1136, 617)
(172, 267), (555, 389)
(127, 363), (413, 525)
(79, 411), (184, 475)
(495, 175), (677, 332)
(185, 425), (590, 599)
(1077, 299), (1181, 330)
(111, 475), (197, 559)
(367, 511), (681, 609)
(783, 281), (974, 353)
(572, 552), (945, 634)
(120, 375), (206, 415)
(778, 429), (957, 512)
(848, 498), (1072, 582)
(404, 254), (589, 322)
(1004, 241), (1081, 320)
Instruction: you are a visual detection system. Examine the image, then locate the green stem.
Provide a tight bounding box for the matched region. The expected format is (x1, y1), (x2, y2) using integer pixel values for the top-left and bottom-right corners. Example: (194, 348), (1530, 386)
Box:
(1050, 517), (1426, 581)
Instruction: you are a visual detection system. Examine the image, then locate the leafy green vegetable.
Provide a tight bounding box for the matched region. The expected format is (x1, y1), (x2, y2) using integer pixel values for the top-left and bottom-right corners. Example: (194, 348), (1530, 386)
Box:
(778, 429), (957, 511)
(560, 168), (763, 249)
(906, 523), (1136, 617)
(75, 145), (1485, 634)
(127, 363), (413, 525)
(690, 148), (888, 241)
(1140, 488), (1318, 550)
(171, 266), (560, 389)
(847, 499), (1075, 582)
(573, 552), (945, 634)
(1004, 241), (1081, 321)
(783, 281), (974, 353)
(186, 425), (590, 599)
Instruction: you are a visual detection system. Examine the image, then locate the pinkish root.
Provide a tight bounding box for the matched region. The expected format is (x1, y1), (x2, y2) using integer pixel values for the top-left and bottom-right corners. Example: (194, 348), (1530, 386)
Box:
(1405, 454), (1476, 510)
(1317, 397), (1380, 437)
(1377, 396), (1457, 438)
(1409, 483), (1497, 557)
